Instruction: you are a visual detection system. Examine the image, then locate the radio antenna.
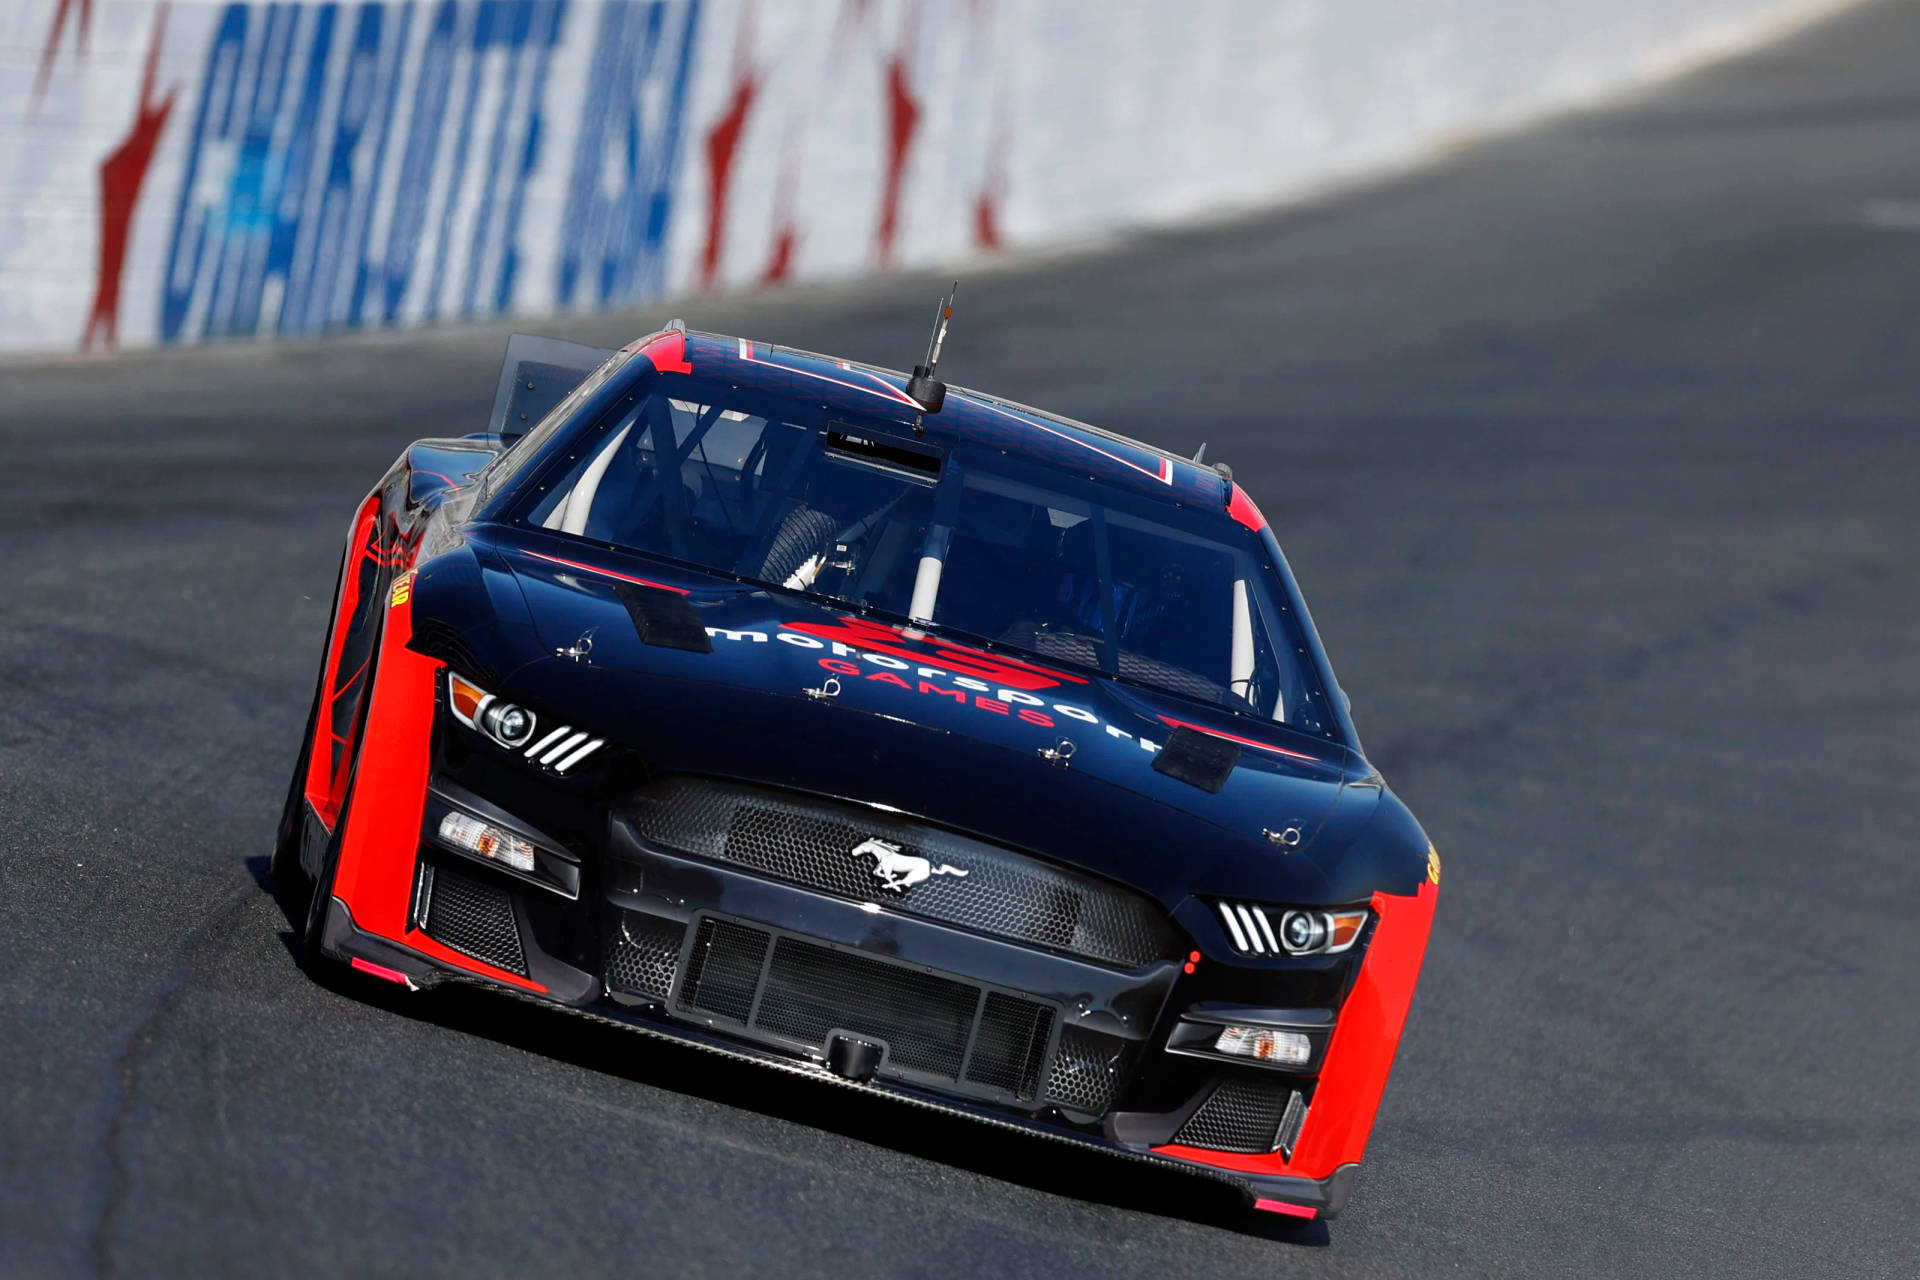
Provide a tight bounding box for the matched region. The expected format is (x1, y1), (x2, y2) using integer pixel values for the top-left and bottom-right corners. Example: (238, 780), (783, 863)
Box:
(906, 282), (957, 433)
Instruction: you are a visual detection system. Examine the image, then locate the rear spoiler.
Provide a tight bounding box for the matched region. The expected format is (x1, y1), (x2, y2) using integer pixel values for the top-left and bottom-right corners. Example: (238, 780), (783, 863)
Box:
(486, 334), (616, 440)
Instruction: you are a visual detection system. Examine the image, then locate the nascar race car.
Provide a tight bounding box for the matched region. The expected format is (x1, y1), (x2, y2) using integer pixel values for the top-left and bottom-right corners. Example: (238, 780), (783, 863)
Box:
(272, 318), (1439, 1222)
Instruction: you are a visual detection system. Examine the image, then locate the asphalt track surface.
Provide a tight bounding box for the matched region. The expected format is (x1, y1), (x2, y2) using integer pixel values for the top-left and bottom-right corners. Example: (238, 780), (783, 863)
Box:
(5, 4), (1920, 1276)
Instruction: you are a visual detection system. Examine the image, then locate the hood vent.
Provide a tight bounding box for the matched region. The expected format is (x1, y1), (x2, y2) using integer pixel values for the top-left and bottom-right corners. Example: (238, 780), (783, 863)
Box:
(1151, 726), (1241, 793)
(613, 582), (712, 653)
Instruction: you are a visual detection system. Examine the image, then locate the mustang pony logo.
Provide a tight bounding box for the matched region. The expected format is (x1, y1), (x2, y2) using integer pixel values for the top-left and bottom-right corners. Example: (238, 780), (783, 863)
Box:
(851, 838), (968, 893)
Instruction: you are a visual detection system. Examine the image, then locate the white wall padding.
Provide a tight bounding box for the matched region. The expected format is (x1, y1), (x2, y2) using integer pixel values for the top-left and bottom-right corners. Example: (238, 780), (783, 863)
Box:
(0, 0), (1853, 353)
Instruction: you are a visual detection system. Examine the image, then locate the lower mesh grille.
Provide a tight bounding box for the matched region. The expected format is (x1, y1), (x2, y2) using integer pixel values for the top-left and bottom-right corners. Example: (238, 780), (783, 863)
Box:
(606, 913), (686, 1001)
(680, 918), (768, 1022)
(422, 866), (527, 976)
(677, 917), (1056, 1101)
(966, 993), (1054, 1098)
(1173, 1078), (1304, 1154)
(1043, 1025), (1130, 1115)
(753, 937), (978, 1077)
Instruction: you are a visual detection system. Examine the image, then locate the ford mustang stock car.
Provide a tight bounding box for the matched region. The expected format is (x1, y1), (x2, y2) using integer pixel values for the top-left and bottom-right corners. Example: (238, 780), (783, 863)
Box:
(271, 317), (1439, 1222)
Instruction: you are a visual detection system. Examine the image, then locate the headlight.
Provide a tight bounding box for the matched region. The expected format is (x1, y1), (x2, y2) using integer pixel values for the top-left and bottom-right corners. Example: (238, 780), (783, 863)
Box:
(442, 671), (606, 775)
(1213, 900), (1369, 957)
(480, 700), (536, 747)
(447, 671), (536, 747)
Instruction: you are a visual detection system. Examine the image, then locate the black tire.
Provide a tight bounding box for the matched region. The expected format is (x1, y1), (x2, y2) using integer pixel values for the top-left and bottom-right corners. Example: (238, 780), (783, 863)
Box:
(302, 798), (347, 961)
(269, 684), (323, 924)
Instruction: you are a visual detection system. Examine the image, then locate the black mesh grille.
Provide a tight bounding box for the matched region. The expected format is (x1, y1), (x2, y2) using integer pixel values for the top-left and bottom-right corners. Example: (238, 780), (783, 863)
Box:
(1173, 1078), (1299, 1154)
(1043, 1025), (1130, 1115)
(675, 917), (1056, 1101)
(754, 937), (978, 1077)
(606, 913), (685, 1001)
(422, 866), (526, 976)
(623, 778), (1178, 968)
(679, 918), (768, 1022)
(964, 993), (1054, 1098)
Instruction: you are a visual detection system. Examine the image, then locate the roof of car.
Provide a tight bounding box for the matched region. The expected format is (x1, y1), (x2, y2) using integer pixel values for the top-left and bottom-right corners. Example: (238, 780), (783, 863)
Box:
(665, 328), (1232, 511)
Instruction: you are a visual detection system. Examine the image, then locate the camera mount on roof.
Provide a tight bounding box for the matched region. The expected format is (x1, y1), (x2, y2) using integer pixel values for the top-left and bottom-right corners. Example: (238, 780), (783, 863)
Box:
(907, 282), (958, 431)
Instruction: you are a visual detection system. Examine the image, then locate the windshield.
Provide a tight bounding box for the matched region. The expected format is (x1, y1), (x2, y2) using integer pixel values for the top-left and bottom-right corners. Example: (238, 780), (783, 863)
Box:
(515, 378), (1329, 735)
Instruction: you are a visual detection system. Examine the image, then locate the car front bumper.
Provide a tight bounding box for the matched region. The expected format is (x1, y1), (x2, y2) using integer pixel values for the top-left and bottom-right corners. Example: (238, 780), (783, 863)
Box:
(314, 878), (1362, 1219)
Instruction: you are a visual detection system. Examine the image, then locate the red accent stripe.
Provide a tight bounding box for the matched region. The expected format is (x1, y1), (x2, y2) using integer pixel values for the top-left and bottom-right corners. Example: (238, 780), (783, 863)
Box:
(970, 398), (1177, 486)
(350, 957), (412, 985)
(641, 330), (693, 374)
(1253, 1199), (1317, 1219)
(736, 338), (922, 408)
(521, 550), (690, 594)
(1156, 715), (1321, 762)
(1227, 482), (1267, 532)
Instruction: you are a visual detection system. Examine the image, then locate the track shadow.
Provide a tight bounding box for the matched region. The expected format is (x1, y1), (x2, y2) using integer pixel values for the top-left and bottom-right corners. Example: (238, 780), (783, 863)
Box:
(252, 857), (1328, 1245)
(388, 980), (1328, 1245)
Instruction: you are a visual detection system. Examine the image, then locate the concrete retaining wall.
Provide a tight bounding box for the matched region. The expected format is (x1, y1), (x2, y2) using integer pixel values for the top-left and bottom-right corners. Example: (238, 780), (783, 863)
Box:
(0, 0), (1848, 352)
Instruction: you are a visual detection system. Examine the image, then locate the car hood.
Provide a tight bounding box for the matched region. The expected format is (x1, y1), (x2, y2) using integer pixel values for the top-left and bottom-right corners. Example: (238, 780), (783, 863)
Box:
(434, 530), (1401, 906)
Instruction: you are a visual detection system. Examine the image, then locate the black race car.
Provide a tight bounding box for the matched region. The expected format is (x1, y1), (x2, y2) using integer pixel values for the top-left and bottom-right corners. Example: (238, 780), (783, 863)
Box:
(272, 320), (1440, 1222)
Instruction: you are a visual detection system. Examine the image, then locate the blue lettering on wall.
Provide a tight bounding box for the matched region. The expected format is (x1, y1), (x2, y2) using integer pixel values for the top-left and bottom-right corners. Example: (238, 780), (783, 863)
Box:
(206, 2), (297, 338)
(381, 0), (460, 325)
(344, 1), (413, 330)
(556, 0), (700, 310)
(157, 0), (642, 344)
(159, 3), (248, 342)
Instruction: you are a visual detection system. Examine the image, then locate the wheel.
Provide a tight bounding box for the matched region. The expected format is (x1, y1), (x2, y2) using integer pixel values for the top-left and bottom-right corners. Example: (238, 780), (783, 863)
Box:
(302, 795), (347, 960)
(269, 682), (323, 924)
